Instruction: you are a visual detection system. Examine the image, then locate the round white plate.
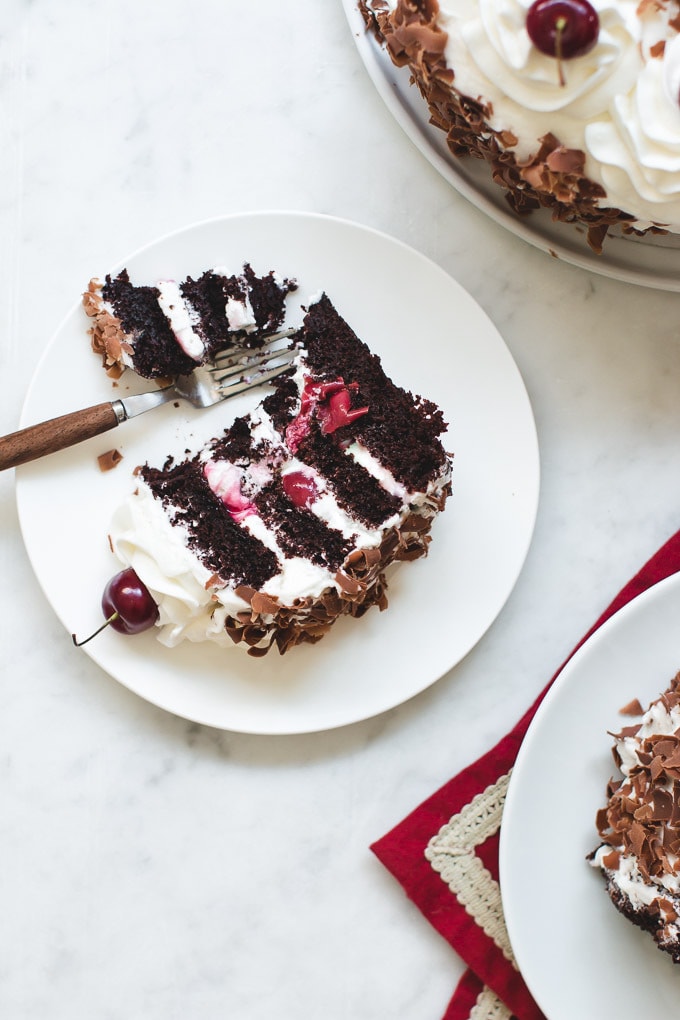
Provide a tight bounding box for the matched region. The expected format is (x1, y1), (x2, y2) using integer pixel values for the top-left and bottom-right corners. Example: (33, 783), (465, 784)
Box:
(344, 1), (680, 292)
(16, 211), (539, 735)
(500, 569), (680, 1019)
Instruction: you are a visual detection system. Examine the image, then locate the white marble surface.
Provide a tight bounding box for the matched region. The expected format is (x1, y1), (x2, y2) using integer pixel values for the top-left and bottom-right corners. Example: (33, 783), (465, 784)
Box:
(2, 2), (680, 1018)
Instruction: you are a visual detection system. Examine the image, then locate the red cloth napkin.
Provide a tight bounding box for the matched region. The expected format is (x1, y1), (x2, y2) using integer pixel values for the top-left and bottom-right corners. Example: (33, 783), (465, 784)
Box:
(371, 528), (680, 1020)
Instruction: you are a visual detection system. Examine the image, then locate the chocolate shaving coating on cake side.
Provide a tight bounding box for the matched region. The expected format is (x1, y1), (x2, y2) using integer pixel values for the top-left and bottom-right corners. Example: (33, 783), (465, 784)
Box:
(223, 502), (443, 656)
(83, 279), (128, 379)
(360, 0), (668, 253)
(590, 672), (680, 961)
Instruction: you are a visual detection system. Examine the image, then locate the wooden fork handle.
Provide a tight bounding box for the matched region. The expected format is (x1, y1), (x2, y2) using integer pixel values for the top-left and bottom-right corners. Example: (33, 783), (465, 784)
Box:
(0, 402), (122, 471)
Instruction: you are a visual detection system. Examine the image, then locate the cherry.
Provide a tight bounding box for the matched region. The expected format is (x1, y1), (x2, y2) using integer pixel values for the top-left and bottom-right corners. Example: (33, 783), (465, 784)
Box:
(282, 470), (320, 509)
(527, 0), (599, 83)
(72, 568), (159, 646)
(317, 387), (370, 435)
(203, 460), (257, 522)
(285, 376), (370, 453)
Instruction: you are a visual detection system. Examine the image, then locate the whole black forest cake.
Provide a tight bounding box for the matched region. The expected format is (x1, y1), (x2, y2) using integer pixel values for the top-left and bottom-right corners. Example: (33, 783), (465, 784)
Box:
(360, 0), (680, 252)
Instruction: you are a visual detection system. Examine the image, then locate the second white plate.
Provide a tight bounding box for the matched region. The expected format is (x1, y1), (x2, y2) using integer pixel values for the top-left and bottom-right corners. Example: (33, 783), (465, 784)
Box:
(16, 211), (539, 734)
(500, 569), (680, 1019)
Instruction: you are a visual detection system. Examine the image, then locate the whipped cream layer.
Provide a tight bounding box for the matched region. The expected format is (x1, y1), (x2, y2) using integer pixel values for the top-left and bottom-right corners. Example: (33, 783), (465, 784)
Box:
(383, 0), (680, 230)
(591, 677), (680, 953)
(108, 333), (452, 651)
(155, 280), (206, 361)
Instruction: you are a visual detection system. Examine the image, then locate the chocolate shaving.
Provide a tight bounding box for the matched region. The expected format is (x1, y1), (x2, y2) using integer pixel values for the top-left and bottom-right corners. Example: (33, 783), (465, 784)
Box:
(250, 592), (280, 617)
(82, 279), (126, 379)
(602, 849), (620, 870)
(592, 671), (680, 958)
(620, 698), (644, 716)
(97, 448), (123, 472)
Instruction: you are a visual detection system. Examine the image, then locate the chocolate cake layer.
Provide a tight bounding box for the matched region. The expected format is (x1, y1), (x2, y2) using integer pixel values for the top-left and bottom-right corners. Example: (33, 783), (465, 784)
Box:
(302, 294), (450, 491)
(179, 266), (296, 358)
(140, 459), (280, 589)
(253, 485), (353, 570)
(102, 270), (197, 379)
(295, 422), (403, 528)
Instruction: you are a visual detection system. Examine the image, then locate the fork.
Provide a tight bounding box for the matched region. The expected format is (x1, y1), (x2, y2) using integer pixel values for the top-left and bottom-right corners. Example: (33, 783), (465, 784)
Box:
(0, 328), (298, 472)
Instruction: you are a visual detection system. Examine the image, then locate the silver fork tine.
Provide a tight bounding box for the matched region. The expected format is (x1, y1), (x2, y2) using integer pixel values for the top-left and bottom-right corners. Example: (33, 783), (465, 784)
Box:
(211, 327), (298, 372)
(213, 349), (298, 400)
(210, 341), (297, 386)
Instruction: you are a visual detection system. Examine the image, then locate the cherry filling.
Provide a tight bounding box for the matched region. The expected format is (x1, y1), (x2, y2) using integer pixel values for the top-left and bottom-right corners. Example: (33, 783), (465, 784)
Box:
(317, 387), (368, 434)
(282, 470), (320, 509)
(286, 377), (369, 453)
(203, 460), (258, 522)
(221, 489), (257, 521)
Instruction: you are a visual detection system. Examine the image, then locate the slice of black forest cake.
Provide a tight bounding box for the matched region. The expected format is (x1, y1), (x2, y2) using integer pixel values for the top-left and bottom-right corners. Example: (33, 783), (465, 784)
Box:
(106, 289), (453, 656)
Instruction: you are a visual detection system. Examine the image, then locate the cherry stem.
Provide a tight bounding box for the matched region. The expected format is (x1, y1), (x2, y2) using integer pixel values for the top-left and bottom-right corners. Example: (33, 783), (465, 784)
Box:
(72, 611), (119, 647)
(555, 16), (566, 86)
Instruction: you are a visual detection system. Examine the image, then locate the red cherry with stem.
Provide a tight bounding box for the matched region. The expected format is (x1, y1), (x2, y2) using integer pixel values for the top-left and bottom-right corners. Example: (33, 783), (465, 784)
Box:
(72, 568), (159, 646)
(102, 569), (159, 634)
(527, 0), (599, 84)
